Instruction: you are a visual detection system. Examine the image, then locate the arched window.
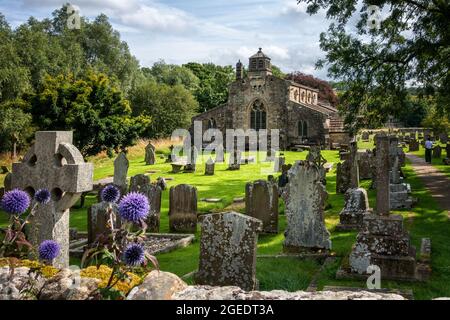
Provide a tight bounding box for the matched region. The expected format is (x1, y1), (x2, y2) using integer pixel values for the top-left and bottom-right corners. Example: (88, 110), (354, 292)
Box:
(307, 92), (311, 104)
(250, 100), (266, 131)
(207, 118), (217, 129)
(298, 120), (308, 138)
(301, 91), (306, 102)
(258, 59), (264, 69)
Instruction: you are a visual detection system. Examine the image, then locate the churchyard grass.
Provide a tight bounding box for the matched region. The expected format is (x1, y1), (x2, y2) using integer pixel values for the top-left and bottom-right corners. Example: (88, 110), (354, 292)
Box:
(2, 144), (450, 298)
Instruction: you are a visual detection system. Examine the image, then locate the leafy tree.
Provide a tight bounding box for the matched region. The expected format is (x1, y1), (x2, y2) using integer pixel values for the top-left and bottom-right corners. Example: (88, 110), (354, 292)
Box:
(271, 65), (286, 78)
(297, 0), (450, 132)
(286, 72), (338, 107)
(0, 99), (33, 157)
(143, 61), (199, 92)
(184, 62), (234, 112)
(130, 80), (198, 138)
(0, 14), (31, 101)
(27, 71), (150, 156)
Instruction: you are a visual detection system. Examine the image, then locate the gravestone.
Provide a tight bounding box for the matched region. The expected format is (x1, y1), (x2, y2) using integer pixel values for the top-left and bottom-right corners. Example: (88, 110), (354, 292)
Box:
(228, 147), (241, 170)
(409, 140), (419, 152)
(245, 180), (278, 233)
(114, 152), (129, 195)
(336, 188), (371, 231)
(10, 131), (93, 268)
(390, 156), (414, 209)
(349, 139), (359, 188)
(274, 156), (285, 172)
(439, 133), (448, 144)
(145, 143), (156, 165)
(282, 161), (331, 252)
(169, 184), (198, 233)
(336, 160), (351, 194)
(265, 148), (276, 162)
(204, 158), (215, 176)
(184, 146), (198, 173)
(433, 145), (442, 159)
(88, 202), (120, 244)
(349, 134), (417, 280)
(156, 177), (167, 190)
(194, 211), (262, 291)
(358, 150), (375, 180)
(129, 174), (161, 232)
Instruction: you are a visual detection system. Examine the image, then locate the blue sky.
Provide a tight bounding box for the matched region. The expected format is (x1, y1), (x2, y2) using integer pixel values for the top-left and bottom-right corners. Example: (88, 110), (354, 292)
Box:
(0, 0), (337, 78)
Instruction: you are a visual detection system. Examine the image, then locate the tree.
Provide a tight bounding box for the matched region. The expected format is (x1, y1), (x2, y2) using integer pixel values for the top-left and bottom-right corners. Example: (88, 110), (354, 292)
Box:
(27, 71), (150, 156)
(0, 99), (33, 157)
(184, 62), (234, 112)
(297, 0), (450, 132)
(130, 80), (198, 138)
(286, 72), (338, 107)
(143, 61), (199, 92)
(271, 65), (286, 79)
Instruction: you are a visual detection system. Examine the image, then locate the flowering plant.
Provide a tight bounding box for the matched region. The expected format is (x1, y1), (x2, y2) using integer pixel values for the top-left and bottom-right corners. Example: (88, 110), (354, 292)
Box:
(0, 188), (50, 259)
(82, 185), (158, 299)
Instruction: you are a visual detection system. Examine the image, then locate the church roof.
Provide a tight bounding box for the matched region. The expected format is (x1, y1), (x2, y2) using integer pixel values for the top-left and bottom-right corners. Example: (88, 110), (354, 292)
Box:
(250, 48), (271, 60)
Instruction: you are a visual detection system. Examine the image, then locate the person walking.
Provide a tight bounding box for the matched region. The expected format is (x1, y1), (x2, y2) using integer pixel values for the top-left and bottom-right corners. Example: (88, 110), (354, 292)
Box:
(425, 136), (433, 163)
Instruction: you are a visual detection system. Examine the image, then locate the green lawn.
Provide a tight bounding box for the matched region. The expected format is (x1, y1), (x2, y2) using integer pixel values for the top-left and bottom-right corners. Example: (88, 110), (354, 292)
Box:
(1, 144), (450, 299)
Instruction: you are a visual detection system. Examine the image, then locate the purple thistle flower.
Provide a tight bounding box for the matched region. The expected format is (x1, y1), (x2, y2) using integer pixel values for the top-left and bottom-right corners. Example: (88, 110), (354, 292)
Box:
(38, 240), (60, 261)
(101, 185), (121, 203)
(35, 189), (51, 205)
(1, 189), (31, 215)
(123, 243), (145, 267)
(118, 192), (149, 223)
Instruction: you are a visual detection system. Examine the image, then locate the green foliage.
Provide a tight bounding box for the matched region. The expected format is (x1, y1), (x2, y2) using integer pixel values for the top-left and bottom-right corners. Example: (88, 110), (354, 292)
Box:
(184, 62), (235, 112)
(27, 72), (150, 156)
(142, 60), (199, 92)
(271, 65), (285, 79)
(422, 103), (450, 134)
(130, 80), (198, 139)
(0, 99), (33, 154)
(298, 0), (450, 131)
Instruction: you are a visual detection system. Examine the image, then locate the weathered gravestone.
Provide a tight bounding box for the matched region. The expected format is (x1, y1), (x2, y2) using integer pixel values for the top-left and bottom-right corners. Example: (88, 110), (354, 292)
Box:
(194, 211), (262, 291)
(129, 174), (161, 232)
(184, 146), (198, 173)
(433, 145), (442, 159)
(336, 188), (371, 231)
(169, 184), (198, 233)
(204, 158), (215, 176)
(358, 150), (375, 180)
(114, 152), (129, 195)
(409, 140), (419, 152)
(228, 147), (241, 171)
(88, 202), (120, 244)
(145, 143), (156, 165)
(336, 160), (351, 194)
(156, 177), (167, 190)
(274, 156), (285, 172)
(11, 131), (93, 268)
(348, 134), (417, 280)
(265, 148), (276, 162)
(245, 180), (278, 233)
(282, 161), (331, 252)
(390, 156), (414, 209)
(306, 146), (327, 185)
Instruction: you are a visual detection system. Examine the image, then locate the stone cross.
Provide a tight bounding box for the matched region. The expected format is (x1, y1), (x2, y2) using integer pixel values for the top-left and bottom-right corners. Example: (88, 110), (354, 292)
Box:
(282, 161), (331, 251)
(129, 174), (161, 232)
(169, 184), (198, 233)
(375, 134), (390, 216)
(245, 180), (278, 233)
(114, 152), (129, 194)
(194, 211), (262, 291)
(11, 131), (93, 268)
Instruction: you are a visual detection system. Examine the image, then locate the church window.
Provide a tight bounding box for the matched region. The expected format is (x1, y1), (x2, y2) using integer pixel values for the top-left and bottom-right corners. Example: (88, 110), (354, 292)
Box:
(298, 120), (308, 138)
(208, 118), (217, 129)
(307, 92), (311, 104)
(258, 59), (264, 69)
(250, 100), (266, 131)
(251, 59), (257, 70)
(301, 91), (305, 102)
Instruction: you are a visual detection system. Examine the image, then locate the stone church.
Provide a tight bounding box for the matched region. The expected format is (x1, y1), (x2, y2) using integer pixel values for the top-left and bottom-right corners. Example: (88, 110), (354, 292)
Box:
(191, 48), (348, 150)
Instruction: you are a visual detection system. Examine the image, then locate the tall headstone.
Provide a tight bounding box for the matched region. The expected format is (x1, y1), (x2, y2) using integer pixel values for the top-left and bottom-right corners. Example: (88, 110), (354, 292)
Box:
(282, 161), (331, 252)
(274, 156), (285, 172)
(245, 180), (278, 233)
(409, 139), (419, 152)
(228, 145), (241, 170)
(348, 134), (417, 280)
(129, 174), (161, 232)
(114, 152), (129, 195)
(145, 143), (156, 165)
(336, 188), (371, 231)
(349, 139), (359, 188)
(88, 202), (120, 244)
(336, 160), (351, 194)
(194, 211), (262, 291)
(169, 184), (198, 233)
(433, 145), (442, 159)
(10, 131), (93, 268)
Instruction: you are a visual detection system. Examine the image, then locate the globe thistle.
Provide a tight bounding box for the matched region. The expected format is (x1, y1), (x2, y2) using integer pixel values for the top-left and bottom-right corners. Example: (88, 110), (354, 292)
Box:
(101, 185), (121, 203)
(123, 243), (145, 267)
(1, 189), (31, 215)
(35, 189), (51, 205)
(38, 240), (60, 261)
(118, 192), (149, 223)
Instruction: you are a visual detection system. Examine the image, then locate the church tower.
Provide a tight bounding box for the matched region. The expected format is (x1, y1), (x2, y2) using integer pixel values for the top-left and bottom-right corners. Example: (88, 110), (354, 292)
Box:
(236, 60), (243, 80)
(248, 48), (272, 78)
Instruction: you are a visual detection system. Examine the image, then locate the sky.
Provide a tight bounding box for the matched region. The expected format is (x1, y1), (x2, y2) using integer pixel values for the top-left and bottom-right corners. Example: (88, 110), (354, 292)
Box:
(0, 0), (345, 79)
